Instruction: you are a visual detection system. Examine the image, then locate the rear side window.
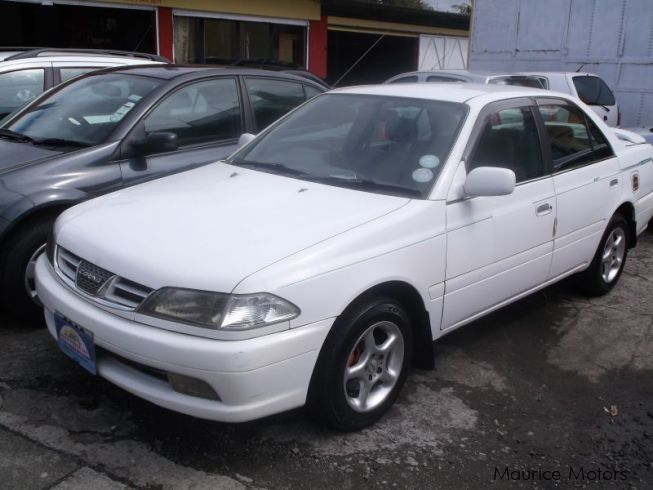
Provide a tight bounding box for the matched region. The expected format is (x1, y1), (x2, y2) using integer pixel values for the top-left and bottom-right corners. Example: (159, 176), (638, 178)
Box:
(60, 67), (100, 83)
(0, 68), (45, 118)
(304, 84), (322, 99)
(573, 76), (616, 106)
(144, 78), (241, 147)
(426, 75), (465, 83)
(245, 77), (305, 131)
(537, 103), (613, 171)
(489, 76), (544, 88)
(468, 106), (544, 183)
(389, 76), (418, 84)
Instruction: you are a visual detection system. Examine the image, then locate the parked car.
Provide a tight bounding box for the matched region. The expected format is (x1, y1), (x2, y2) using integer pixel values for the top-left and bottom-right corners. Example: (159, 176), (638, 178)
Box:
(0, 65), (326, 321)
(0, 48), (168, 120)
(36, 83), (653, 430)
(515, 72), (619, 126)
(230, 59), (331, 90)
(384, 69), (545, 88)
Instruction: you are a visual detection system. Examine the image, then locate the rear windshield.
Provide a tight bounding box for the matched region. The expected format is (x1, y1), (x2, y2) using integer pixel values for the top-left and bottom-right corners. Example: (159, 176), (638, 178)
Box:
(573, 76), (616, 106)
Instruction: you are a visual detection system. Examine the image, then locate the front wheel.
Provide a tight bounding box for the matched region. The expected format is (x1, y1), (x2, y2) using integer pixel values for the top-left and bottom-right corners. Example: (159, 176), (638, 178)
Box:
(578, 214), (629, 296)
(0, 218), (53, 324)
(307, 296), (413, 431)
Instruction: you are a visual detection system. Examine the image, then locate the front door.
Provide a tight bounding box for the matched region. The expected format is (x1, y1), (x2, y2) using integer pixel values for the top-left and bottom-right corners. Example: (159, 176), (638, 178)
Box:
(442, 100), (556, 330)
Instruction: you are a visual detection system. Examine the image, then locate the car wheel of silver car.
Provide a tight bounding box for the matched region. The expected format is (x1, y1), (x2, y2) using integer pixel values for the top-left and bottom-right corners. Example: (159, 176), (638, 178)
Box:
(307, 295), (413, 431)
(579, 213), (629, 296)
(0, 216), (53, 324)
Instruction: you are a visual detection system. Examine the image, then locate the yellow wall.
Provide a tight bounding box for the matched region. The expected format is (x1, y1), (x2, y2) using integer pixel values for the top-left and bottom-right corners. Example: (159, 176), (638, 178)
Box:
(87, 0), (321, 21)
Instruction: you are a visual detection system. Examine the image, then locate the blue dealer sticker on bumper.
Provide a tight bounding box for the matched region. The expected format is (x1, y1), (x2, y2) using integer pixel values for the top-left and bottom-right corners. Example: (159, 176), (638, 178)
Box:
(55, 313), (96, 375)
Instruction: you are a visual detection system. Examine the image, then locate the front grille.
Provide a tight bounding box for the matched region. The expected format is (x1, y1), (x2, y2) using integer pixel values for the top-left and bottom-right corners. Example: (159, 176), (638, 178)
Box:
(55, 247), (153, 310)
(76, 260), (114, 295)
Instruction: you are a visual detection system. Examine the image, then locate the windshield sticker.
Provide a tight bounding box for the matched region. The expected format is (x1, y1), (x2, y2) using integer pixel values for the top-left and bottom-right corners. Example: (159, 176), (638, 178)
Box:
(412, 168), (434, 183)
(419, 154), (440, 169)
(128, 94), (142, 102)
(109, 101), (135, 122)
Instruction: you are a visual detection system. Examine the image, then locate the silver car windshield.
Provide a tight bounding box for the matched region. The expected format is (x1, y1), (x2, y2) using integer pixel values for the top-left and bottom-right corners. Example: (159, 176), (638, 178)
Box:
(5, 74), (163, 146)
(229, 94), (467, 199)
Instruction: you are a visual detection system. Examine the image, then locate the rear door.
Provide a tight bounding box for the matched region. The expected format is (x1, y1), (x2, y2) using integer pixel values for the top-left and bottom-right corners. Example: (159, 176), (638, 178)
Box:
(534, 98), (620, 278)
(119, 76), (244, 186)
(570, 75), (618, 127)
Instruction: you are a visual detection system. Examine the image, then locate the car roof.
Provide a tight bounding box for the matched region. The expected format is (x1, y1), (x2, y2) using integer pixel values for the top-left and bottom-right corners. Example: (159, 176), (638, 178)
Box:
(78, 64), (327, 86)
(332, 82), (557, 104)
(517, 71), (600, 78)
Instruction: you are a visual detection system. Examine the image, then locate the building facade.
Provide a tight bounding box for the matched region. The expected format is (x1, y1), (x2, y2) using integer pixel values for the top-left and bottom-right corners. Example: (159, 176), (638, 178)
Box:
(0, 0), (469, 85)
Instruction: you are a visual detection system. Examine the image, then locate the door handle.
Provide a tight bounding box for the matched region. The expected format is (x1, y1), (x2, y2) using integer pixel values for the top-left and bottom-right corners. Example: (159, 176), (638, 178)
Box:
(536, 203), (553, 216)
(610, 178), (619, 188)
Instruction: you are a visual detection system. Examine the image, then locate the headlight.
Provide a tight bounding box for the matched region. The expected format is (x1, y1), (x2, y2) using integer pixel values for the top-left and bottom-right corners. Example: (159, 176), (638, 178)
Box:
(138, 288), (300, 330)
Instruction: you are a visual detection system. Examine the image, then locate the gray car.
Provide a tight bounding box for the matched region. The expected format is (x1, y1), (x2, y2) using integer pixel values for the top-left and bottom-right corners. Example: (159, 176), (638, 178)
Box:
(0, 64), (326, 322)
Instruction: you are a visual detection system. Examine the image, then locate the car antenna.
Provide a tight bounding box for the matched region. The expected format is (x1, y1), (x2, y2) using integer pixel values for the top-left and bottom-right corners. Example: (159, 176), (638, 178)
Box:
(132, 23), (153, 54)
(576, 63), (585, 73)
(332, 33), (387, 87)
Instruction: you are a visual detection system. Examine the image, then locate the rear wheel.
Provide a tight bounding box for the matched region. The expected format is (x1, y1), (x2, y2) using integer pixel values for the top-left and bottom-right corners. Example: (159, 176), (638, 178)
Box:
(0, 218), (53, 324)
(578, 214), (629, 296)
(307, 296), (413, 431)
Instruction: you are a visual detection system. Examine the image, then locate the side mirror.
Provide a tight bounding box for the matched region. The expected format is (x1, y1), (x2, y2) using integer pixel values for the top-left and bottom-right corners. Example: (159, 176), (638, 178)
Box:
(131, 131), (178, 156)
(463, 167), (516, 197)
(238, 133), (256, 148)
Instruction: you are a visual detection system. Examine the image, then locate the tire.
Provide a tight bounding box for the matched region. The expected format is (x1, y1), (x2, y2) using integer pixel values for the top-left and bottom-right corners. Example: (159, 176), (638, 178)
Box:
(578, 213), (629, 297)
(306, 295), (413, 431)
(0, 217), (53, 325)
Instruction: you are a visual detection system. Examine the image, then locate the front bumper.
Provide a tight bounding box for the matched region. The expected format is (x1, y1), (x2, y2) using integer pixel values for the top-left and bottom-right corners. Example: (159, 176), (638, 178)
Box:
(35, 255), (333, 423)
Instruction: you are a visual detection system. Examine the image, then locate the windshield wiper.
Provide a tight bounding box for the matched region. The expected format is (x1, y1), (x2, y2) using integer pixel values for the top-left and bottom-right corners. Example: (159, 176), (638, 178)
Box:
(0, 128), (33, 143)
(229, 159), (311, 176)
(307, 175), (423, 198)
(32, 138), (89, 148)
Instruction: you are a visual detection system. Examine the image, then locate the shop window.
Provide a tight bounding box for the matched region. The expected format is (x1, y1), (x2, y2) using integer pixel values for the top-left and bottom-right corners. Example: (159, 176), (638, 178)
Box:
(174, 16), (306, 67)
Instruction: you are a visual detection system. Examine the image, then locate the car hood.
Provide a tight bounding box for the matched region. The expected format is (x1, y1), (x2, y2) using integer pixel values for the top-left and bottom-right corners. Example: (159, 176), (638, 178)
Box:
(56, 162), (410, 293)
(0, 139), (65, 173)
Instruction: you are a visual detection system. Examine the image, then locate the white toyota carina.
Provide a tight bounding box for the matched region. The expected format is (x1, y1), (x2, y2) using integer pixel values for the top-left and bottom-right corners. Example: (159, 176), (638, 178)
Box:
(36, 83), (653, 430)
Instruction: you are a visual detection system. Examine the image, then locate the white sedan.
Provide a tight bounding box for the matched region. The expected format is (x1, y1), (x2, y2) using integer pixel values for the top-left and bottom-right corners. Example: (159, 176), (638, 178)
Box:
(35, 83), (653, 430)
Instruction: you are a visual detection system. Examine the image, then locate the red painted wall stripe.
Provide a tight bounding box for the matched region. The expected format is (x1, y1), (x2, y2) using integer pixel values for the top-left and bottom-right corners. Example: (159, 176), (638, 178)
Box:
(157, 7), (174, 62)
(308, 15), (328, 79)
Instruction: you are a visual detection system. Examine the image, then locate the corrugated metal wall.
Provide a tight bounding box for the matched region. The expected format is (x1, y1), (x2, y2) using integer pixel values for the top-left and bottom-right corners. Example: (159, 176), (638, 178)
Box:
(470, 0), (653, 127)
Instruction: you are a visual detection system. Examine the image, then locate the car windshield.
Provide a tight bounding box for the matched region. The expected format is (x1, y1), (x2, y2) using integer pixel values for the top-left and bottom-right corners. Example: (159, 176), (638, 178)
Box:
(229, 94), (467, 198)
(4, 73), (163, 146)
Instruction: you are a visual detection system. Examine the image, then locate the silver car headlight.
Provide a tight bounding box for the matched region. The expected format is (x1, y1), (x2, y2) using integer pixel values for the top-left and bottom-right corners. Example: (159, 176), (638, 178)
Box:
(138, 288), (300, 330)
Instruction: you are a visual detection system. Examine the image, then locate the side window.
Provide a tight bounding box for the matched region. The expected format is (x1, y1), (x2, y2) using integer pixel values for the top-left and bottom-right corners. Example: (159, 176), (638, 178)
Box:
(468, 106), (544, 184)
(245, 78), (305, 131)
(389, 75), (418, 84)
(573, 76), (616, 106)
(303, 84), (322, 100)
(0, 69), (45, 118)
(60, 67), (100, 83)
(426, 75), (464, 83)
(536, 103), (611, 171)
(144, 78), (241, 147)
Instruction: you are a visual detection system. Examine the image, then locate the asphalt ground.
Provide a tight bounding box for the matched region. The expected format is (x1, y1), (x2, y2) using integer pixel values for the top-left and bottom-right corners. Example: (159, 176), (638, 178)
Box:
(1, 234), (652, 489)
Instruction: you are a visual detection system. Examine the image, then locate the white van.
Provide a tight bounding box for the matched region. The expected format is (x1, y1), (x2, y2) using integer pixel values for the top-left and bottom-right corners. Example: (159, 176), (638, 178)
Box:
(518, 72), (619, 127)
